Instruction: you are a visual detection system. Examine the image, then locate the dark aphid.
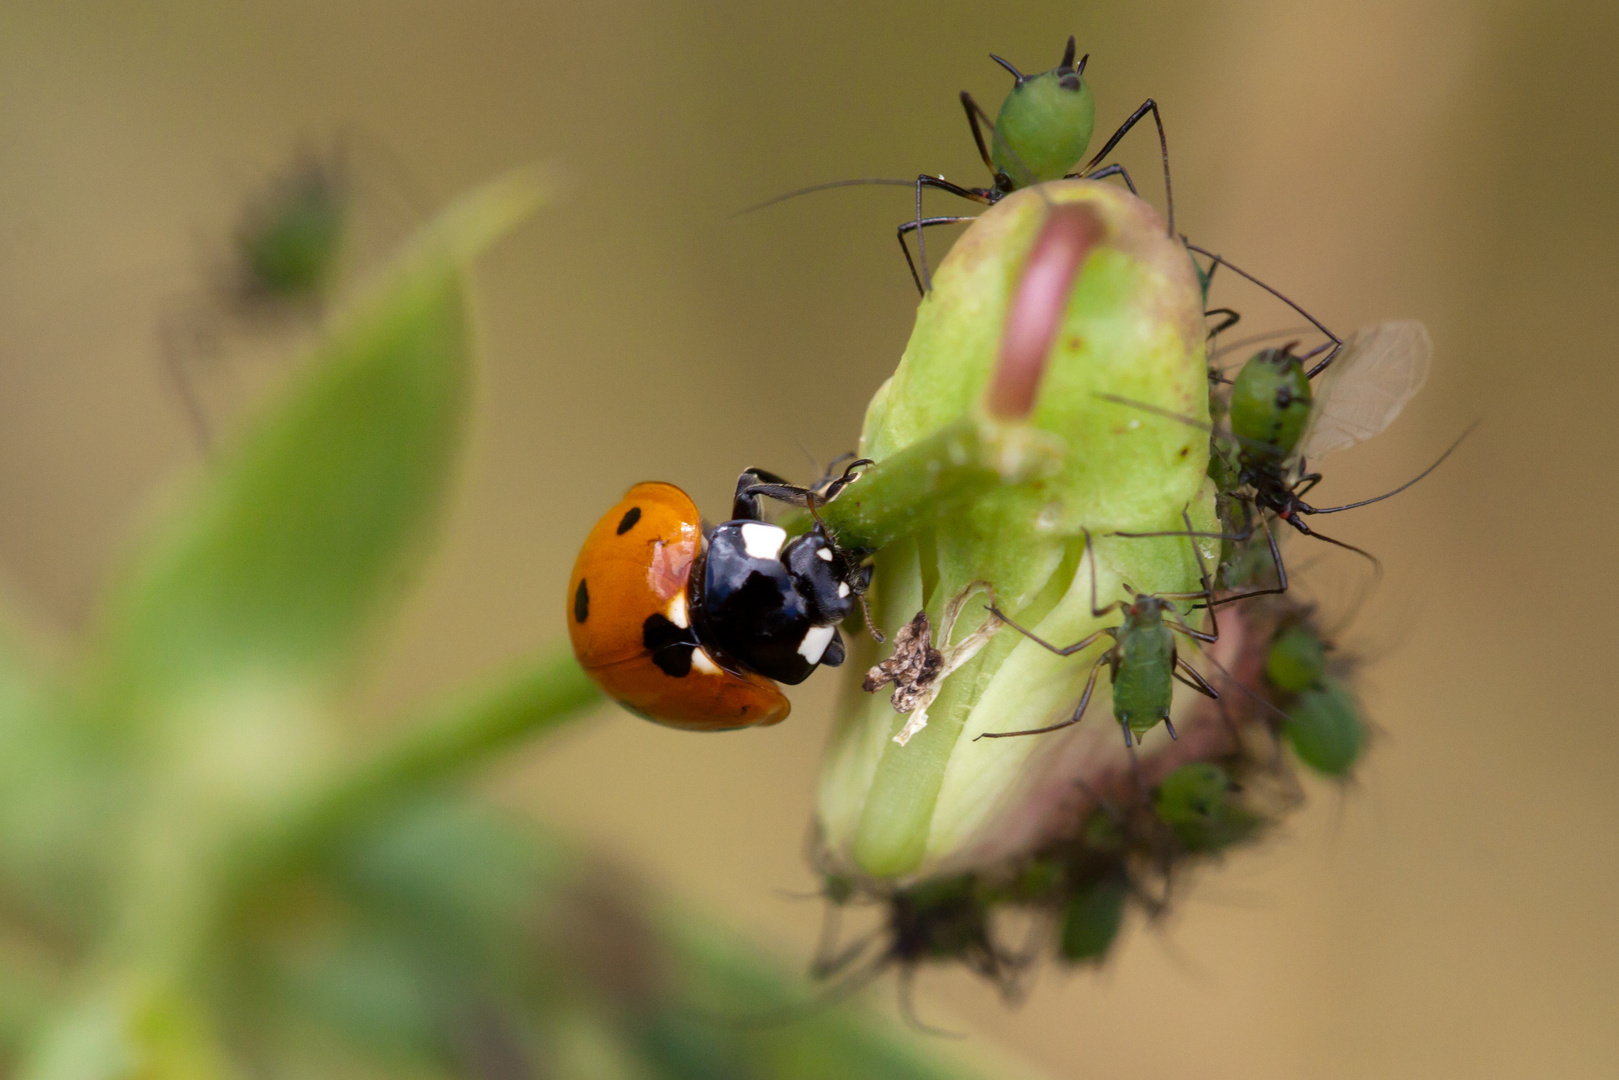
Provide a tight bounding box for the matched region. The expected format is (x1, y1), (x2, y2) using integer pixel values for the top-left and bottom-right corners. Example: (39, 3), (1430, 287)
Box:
(978, 516), (1222, 747)
(805, 873), (1022, 1033)
(738, 36), (1174, 294)
(1104, 314), (1469, 603)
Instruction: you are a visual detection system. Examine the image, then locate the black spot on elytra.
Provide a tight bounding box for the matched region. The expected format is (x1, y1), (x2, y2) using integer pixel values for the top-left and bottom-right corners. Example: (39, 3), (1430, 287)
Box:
(650, 643), (694, 678)
(574, 579), (589, 623)
(617, 506), (642, 535)
(643, 612), (697, 678)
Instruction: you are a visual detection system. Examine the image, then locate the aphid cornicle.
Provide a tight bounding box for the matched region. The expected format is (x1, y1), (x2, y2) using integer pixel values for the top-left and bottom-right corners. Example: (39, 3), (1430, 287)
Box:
(567, 464), (871, 731)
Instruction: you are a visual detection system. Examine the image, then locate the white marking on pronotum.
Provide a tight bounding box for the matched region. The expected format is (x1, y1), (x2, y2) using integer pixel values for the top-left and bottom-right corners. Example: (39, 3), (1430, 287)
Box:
(798, 624), (836, 665)
(691, 647), (721, 675)
(817, 547), (834, 561)
(666, 592), (689, 629)
(740, 522), (787, 561)
(837, 582), (851, 598)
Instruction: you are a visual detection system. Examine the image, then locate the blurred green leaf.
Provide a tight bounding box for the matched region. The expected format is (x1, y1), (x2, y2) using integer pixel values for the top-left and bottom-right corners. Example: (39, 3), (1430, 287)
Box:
(89, 169), (552, 723)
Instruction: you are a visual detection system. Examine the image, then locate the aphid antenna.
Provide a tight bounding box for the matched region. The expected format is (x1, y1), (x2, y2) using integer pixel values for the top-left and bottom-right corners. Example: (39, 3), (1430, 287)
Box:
(1302, 421), (1478, 516)
(728, 177), (922, 218)
(1183, 243), (1342, 376)
(1094, 391), (1293, 460)
(1206, 683), (1250, 757)
(1148, 924), (1219, 985)
(1210, 324), (1318, 364)
(1198, 649), (1303, 731)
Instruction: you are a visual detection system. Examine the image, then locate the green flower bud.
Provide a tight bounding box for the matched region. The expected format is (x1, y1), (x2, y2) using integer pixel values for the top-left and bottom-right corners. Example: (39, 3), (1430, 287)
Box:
(816, 181), (1217, 882)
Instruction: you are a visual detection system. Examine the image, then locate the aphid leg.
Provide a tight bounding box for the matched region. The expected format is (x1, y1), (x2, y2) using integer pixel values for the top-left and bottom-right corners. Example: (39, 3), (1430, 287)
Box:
(910, 175), (994, 292)
(1127, 508), (1222, 640)
(896, 966), (964, 1039)
(1172, 654), (1220, 700)
(1080, 99), (1174, 236)
(159, 308), (216, 450)
(977, 653), (1108, 740)
(1208, 512), (1292, 608)
(897, 216), (979, 295)
(1080, 526), (1136, 619)
(960, 91), (997, 174)
(983, 612), (1113, 658)
(1079, 161), (1139, 196)
(1204, 307), (1241, 341)
(1182, 244), (1343, 376)
(1276, 513), (1383, 583)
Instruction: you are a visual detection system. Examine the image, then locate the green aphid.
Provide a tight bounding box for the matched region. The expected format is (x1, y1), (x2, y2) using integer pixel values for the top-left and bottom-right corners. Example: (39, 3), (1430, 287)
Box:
(1265, 624), (1328, 693)
(748, 36), (1174, 293)
(233, 151), (348, 303)
(1284, 677), (1366, 777)
(1152, 762), (1258, 853)
(1059, 876), (1128, 965)
(985, 42), (1095, 189)
(890, 35), (1171, 291)
(981, 525), (1220, 748)
(1229, 346), (1313, 463)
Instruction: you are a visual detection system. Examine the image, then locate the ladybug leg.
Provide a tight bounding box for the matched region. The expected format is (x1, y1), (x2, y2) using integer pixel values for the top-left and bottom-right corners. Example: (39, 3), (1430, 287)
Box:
(733, 467), (800, 519)
(821, 628), (847, 668)
(816, 457), (874, 502)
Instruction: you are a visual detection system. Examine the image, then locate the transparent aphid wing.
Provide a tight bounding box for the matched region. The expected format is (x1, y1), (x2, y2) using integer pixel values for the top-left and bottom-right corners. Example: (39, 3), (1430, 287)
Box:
(1299, 320), (1432, 462)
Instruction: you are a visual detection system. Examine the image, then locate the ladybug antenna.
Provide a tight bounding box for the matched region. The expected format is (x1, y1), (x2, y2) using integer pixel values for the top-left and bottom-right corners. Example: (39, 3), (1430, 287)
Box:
(856, 589), (884, 644)
(989, 53), (1025, 84)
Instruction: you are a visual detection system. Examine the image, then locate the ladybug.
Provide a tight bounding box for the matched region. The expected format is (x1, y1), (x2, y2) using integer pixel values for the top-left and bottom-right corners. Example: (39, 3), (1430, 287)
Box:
(567, 462), (873, 731)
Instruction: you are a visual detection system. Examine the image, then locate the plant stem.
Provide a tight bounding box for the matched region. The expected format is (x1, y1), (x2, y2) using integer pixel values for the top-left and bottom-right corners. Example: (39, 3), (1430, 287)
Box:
(254, 646), (601, 868)
(791, 414), (1064, 551)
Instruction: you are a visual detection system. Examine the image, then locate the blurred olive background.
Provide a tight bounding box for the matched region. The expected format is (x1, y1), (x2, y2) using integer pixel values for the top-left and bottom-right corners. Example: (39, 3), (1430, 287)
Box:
(0, 2), (1612, 1077)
